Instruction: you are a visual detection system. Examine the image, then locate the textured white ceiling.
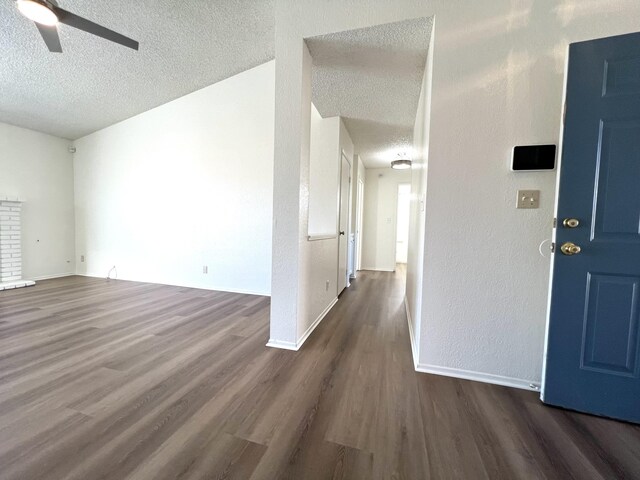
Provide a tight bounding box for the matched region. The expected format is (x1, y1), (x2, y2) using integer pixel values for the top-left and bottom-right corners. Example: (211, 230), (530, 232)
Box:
(0, 0), (274, 139)
(306, 17), (433, 169)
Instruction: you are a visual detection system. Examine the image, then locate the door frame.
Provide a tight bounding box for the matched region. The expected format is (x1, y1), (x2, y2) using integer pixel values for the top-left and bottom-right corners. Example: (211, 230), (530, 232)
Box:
(356, 178), (364, 272)
(337, 151), (352, 293)
(395, 183), (411, 265)
(540, 44), (571, 399)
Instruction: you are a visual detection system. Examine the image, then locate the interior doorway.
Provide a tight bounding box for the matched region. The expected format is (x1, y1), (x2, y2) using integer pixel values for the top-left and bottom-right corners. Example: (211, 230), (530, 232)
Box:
(395, 183), (411, 265)
(356, 178), (364, 271)
(337, 152), (352, 294)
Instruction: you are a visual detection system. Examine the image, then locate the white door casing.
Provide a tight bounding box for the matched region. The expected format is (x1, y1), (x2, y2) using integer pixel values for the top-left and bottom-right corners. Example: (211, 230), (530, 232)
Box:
(337, 153), (351, 293)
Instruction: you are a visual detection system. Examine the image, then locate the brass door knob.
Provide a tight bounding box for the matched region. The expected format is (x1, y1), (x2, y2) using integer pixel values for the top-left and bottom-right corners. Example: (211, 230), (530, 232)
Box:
(563, 218), (580, 228)
(560, 242), (581, 256)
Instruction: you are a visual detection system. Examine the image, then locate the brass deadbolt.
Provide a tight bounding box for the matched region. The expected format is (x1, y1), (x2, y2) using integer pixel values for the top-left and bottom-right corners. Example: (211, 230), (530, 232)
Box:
(563, 218), (580, 228)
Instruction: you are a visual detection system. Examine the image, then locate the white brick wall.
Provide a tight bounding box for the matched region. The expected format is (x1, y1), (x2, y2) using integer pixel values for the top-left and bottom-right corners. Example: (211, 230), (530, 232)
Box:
(0, 201), (22, 282)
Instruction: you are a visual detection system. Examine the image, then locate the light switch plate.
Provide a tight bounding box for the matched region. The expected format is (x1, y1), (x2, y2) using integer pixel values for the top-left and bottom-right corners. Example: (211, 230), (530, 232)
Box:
(517, 190), (540, 209)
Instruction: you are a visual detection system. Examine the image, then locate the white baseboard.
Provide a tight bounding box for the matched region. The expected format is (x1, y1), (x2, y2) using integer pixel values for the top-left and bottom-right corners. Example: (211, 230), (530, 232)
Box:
(297, 297), (338, 348)
(404, 296), (419, 368)
(360, 267), (395, 272)
(402, 298), (539, 392)
(77, 272), (270, 297)
(415, 363), (540, 391)
(31, 272), (74, 281)
(265, 339), (299, 351)
(267, 297), (339, 352)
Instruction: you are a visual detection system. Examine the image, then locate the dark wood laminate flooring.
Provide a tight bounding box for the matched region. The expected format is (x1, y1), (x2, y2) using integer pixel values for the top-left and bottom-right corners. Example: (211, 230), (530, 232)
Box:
(0, 272), (639, 480)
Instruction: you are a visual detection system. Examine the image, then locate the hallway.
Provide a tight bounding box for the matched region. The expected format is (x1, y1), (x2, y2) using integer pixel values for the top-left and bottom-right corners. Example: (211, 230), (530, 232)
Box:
(0, 272), (639, 479)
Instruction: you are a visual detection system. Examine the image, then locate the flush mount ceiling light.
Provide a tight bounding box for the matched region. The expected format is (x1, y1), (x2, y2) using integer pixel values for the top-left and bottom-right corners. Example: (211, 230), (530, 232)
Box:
(391, 153), (412, 170)
(16, 0), (58, 26)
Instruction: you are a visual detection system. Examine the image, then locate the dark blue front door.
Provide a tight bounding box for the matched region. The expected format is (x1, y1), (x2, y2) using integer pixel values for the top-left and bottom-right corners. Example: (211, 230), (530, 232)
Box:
(543, 32), (640, 423)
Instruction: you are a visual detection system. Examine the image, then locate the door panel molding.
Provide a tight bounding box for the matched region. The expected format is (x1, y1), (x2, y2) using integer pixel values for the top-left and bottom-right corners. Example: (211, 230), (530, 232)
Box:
(580, 272), (640, 377)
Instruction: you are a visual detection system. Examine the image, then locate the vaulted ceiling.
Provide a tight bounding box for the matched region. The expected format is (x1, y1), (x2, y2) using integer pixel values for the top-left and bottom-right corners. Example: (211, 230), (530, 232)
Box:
(0, 0), (274, 139)
(306, 17), (433, 168)
(1, 2), (431, 165)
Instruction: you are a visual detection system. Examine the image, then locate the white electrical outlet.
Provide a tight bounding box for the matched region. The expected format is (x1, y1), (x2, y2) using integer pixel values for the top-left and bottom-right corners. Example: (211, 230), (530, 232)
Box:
(203, 266), (208, 274)
(80, 255), (85, 262)
(325, 280), (330, 291)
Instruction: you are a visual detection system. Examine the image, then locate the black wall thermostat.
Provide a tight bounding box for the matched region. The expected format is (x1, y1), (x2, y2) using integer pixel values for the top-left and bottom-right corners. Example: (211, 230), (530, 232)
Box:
(511, 144), (556, 171)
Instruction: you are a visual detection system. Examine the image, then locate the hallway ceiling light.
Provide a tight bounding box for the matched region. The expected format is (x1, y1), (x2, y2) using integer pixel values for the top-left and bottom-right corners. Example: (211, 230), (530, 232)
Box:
(391, 154), (411, 170)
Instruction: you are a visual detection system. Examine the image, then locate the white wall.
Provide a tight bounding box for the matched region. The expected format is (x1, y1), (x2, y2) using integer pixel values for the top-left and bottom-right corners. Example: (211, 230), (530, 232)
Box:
(300, 237), (339, 340)
(406, 51), (433, 364)
(271, 0), (640, 386)
(307, 112), (354, 241)
(418, 1), (640, 388)
(74, 61), (275, 296)
(270, 49), (356, 347)
(300, 103), (342, 345)
(361, 167), (411, 271)
(0, 122), (75, 280)
(275, 103), (354, 348)
(308, 105), (340, 236)
(270, 39), (311, 347)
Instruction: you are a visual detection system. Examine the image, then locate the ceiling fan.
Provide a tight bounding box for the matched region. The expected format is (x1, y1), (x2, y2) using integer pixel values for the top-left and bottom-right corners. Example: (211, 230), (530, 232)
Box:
(15, 0), (139, 52)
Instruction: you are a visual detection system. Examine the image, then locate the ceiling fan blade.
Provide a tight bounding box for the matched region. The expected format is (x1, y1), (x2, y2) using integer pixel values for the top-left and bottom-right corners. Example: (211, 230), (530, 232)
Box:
(54, 8), (139, 51)
(35, 23), (62, 53)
